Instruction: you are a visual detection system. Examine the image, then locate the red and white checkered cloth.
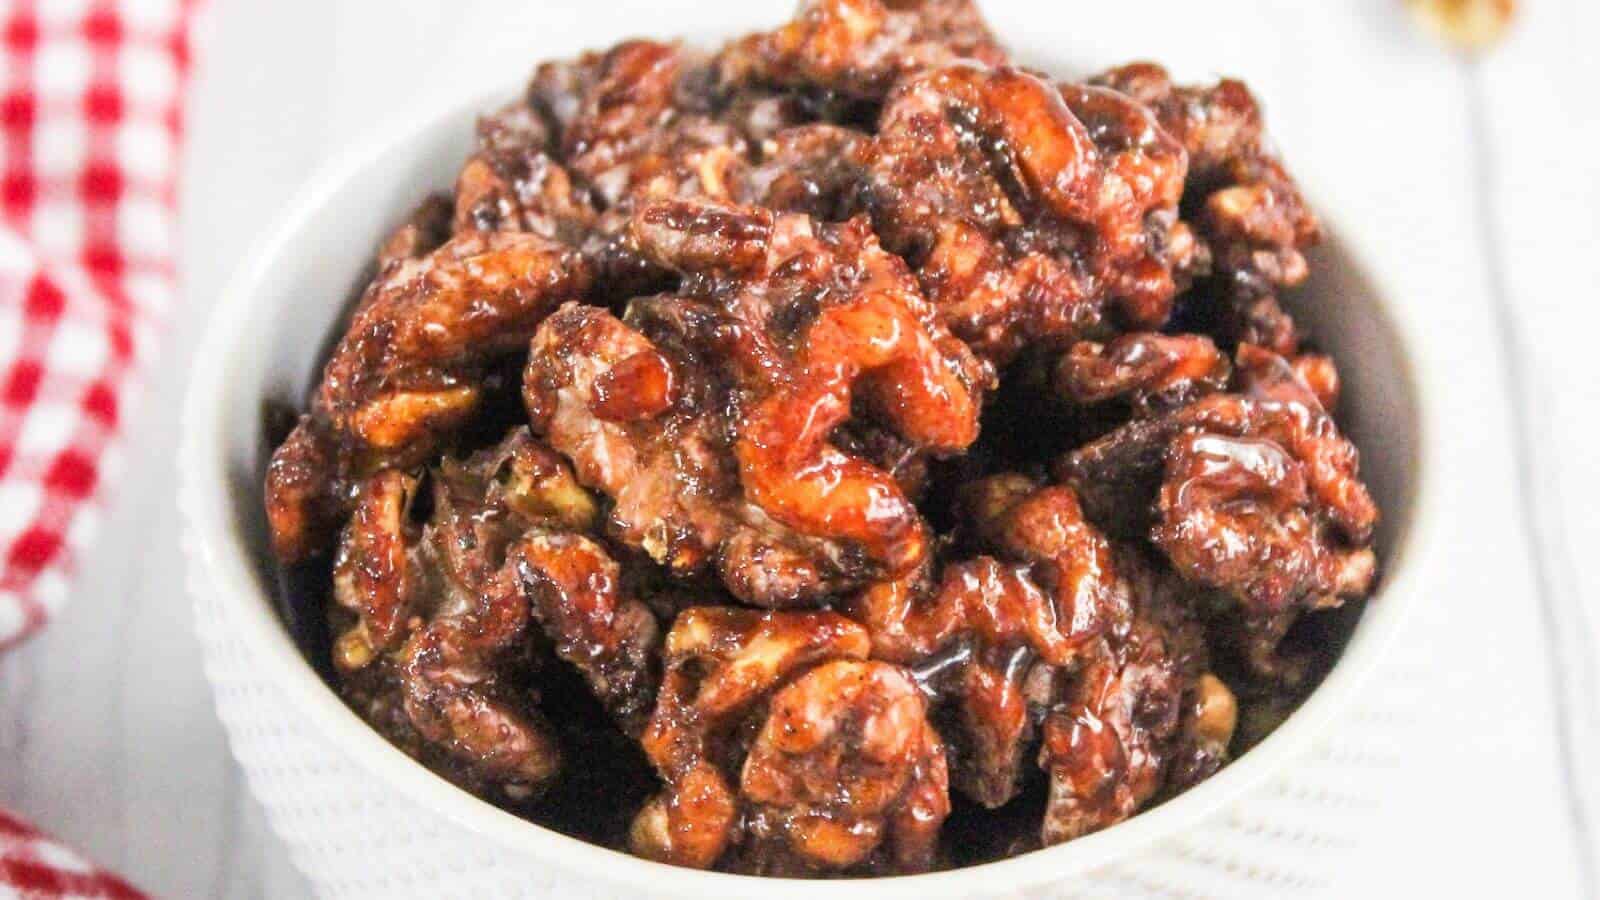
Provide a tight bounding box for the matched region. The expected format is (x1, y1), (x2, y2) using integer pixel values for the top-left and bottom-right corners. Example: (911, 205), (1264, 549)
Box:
(1, 0), (201, 895)
(0, 812), (144, 900)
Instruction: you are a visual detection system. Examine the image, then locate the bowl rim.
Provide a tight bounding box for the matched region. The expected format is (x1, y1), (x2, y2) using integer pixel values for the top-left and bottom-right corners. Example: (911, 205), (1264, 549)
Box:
(179, 76), (1446, 900)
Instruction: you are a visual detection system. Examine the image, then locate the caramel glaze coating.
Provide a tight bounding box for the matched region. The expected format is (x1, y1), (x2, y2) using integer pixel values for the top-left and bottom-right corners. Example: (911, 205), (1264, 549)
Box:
(631, 608), (946, 874)
(525, 197), (983, 606)
(1092, 63), (1319, 356)
(860, 63), (1194, 370)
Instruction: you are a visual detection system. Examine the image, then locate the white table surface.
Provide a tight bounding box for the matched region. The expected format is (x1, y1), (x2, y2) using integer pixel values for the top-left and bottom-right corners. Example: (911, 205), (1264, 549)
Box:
(2, 1), (1597, 897)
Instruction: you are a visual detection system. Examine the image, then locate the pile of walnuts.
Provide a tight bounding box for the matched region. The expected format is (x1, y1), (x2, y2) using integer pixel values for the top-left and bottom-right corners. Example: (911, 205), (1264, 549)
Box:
(263, 0), (1378, 876)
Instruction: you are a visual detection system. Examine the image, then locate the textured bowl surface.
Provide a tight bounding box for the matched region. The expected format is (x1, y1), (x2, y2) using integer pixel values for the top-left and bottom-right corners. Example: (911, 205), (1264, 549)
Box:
(181, 73), (1439, 900)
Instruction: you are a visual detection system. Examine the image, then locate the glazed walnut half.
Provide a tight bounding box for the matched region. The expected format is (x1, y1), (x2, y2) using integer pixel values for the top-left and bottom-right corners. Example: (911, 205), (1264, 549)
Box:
(630, 607), (948, 873)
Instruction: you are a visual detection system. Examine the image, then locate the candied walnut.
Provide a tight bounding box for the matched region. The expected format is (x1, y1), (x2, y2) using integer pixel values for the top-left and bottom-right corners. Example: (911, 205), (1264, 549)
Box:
(1038, 629), (1170, 842)
(328, 430), (592, 671)
(854, 560), (1033, 808)
(331, 469), (420, 666)
(514, 533), (662, 733)
(1054, 82), (1203, 324)
(384, 470), (559, 796)
(423, 434), (656, 732)
(264, 199), (524, 560)
(575, 111), (758, 301)
(631, 607), (945, 874)
(642, 199), (984, 571)
(630, 607), (869, 868)
(739, 660), (949, 873)
(1054, 332), (1230, 417)
(728, 249), (981, 573)
(1058, 345), (1377, 651)
(717, 0), (1007, 101)
(1222, 344), (1377, 543)
(532, 40), (690, 183)
(522, 40), (764, 297)
(264, 418), (341, 563)
(1093, 63), (1318, 354)
(313, 231), (593, 470)
(861, 63), (1191, 366)
(395, 556), (560, 797)
(850, 477), (1117, 807)
(962, 481), (1120, 645)
(451, 101), (596, 242)
(1037, 544), (1214, 844)
(527, 43), (749, 210)
(854, 506), (1222, 846)
(1157, 432), (1373, 616)
(329, 430), (657, 797)
(526, 198), (982, 605)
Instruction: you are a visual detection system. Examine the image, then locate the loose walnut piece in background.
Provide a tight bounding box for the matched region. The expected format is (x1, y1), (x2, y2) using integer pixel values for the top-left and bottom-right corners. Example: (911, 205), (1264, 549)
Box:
(1406, 0), (1517, 51)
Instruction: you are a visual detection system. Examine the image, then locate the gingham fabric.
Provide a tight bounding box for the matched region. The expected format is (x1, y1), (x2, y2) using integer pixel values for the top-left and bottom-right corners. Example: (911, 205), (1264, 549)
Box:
(1, 0), (200, 895)
(0, 0), (198, 645)
(0, 811), (144, 900)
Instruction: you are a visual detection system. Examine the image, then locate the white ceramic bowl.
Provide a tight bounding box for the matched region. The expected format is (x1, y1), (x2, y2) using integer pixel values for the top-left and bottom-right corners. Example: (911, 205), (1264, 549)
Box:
(181, 74), (1440, 900)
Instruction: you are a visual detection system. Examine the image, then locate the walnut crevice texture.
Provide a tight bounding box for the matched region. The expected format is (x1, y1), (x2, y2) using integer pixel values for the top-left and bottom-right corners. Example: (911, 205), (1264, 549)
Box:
(263, 0), (1381, 877)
